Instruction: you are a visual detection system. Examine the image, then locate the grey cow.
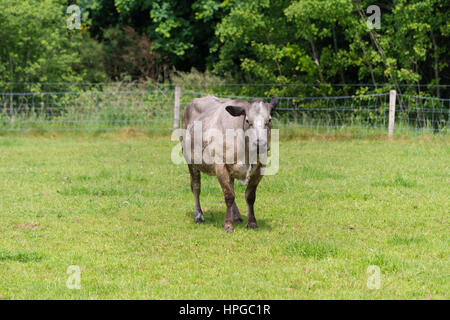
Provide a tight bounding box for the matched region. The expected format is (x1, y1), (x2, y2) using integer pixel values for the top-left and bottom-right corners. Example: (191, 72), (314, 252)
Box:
(181, 95), (278, 232)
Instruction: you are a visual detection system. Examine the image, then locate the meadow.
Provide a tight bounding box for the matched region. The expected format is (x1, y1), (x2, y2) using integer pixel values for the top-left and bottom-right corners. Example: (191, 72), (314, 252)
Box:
(0, 130), (448, 299)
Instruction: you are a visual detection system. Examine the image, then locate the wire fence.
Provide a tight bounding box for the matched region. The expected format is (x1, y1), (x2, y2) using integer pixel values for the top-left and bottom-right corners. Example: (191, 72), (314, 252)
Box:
(0, 88), (448, 135)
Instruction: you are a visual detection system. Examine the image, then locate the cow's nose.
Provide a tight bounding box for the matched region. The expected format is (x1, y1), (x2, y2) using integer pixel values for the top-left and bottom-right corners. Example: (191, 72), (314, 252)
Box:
(257, 141), (267, 149)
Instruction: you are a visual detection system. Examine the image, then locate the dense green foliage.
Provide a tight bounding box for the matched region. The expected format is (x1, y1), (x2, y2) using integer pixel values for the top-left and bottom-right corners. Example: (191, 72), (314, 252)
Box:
(0, 0), (449, 96)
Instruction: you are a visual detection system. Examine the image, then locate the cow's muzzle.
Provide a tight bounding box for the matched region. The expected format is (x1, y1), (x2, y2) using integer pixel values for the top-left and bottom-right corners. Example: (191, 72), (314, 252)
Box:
(253, 140), (268, 151)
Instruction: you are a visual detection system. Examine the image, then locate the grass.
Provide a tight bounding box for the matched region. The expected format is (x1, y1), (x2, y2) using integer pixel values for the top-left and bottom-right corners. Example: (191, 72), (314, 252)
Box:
(0, 129), (448, 299)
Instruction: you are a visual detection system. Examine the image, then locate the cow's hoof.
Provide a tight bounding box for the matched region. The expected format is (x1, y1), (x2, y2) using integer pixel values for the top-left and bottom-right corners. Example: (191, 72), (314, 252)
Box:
(233, 215), (243, 223)
(223, 223), (234, 233)
(247, 222), (258, 229)
(194, 211), (205, 224)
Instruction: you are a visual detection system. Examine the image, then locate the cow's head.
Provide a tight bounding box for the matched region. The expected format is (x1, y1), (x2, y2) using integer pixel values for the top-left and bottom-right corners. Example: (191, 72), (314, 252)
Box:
(225, 97), (279, 151)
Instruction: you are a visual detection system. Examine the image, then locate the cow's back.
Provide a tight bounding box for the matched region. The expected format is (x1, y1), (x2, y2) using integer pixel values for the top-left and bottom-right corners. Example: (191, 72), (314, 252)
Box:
(182, 95), (244, 131)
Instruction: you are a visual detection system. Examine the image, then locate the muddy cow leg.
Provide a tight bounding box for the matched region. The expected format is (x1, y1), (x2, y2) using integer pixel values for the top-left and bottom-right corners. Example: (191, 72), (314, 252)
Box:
(229, 177), (243, 223)
(188, 165), (204, 223)
(216, 165), (235, 233)
(245, 173), (263, 229)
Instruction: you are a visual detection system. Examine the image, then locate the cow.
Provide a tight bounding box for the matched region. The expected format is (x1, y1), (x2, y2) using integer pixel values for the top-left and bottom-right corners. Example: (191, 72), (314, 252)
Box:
(181, 95), (278, 233)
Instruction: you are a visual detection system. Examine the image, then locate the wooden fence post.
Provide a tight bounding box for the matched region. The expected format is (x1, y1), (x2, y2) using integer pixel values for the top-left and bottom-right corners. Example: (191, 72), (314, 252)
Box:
(388, 90), (396, 139)
(173, 86), (181, 130)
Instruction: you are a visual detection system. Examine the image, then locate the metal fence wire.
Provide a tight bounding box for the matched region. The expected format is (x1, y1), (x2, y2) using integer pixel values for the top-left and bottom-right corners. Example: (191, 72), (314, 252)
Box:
(0, 89), (448, 134)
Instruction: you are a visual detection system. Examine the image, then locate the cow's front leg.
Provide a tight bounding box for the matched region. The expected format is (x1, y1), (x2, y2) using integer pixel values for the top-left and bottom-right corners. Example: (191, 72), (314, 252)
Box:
(216, 165), (235, 233)
(230, 177), (243, 223)
(245, 173), (262, 229)
(188, 165), (204, 223)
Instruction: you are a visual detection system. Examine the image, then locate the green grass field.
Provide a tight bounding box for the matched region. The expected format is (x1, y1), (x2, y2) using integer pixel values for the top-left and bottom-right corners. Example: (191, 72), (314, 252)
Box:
(0, 130), (448, 299)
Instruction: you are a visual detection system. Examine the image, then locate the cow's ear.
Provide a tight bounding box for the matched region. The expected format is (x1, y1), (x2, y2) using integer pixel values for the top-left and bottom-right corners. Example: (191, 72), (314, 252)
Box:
(270, 97), (279, 111)
(225, 105), (246, 117)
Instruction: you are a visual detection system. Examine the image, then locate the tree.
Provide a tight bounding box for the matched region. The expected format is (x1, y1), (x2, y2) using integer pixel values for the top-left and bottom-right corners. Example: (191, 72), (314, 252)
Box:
(0, 0), (105, 92)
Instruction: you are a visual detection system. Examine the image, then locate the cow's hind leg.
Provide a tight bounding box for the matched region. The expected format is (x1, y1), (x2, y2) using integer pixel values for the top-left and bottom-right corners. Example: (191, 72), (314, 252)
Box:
(188, 165), (204, 223)
(230, 177), (243, 223)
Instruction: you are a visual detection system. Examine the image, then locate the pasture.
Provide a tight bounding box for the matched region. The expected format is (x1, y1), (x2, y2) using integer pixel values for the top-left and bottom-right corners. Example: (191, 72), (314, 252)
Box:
(0, 131), (448, 299)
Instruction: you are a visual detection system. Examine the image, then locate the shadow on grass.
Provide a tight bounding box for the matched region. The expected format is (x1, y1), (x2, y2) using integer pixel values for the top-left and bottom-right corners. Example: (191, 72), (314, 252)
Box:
(185, 209), (273, 232)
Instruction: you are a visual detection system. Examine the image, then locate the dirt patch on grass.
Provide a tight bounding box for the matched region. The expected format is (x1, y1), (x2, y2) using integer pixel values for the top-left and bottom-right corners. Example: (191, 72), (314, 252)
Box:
(12, 224), (44, 230)
(111, 127), (147, 140)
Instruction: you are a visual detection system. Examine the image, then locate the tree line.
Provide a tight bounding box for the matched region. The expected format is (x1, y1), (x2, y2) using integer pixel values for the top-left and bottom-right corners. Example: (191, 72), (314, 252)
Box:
(0, 0), (449, 97)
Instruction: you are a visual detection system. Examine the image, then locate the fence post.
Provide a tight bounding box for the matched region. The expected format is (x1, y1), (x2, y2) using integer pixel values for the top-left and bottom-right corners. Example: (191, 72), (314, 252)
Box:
(173, 86), (181, 130)
(388, 90), (396, 139)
